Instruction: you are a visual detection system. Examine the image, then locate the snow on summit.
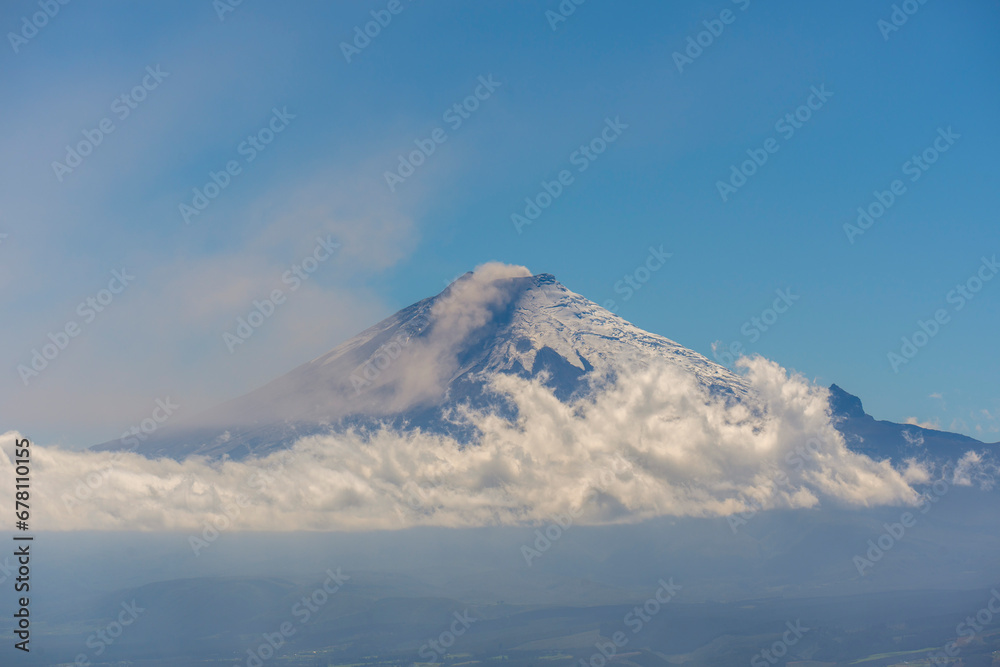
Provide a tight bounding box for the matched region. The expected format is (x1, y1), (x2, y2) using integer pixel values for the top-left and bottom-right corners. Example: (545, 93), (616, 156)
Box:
(91, 263), (750, 461)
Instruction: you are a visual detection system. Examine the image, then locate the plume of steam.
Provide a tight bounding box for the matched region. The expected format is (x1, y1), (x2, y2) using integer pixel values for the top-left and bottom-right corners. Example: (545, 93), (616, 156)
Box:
(381, 262), (532, 410)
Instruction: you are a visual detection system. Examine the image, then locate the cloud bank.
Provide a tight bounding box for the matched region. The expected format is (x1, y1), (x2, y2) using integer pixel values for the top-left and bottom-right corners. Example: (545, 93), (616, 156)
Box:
(3, 356), (974, 532)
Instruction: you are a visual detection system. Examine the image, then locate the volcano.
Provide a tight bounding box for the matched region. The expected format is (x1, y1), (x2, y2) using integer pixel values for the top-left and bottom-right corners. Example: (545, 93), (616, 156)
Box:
(92, 266), (995, 465)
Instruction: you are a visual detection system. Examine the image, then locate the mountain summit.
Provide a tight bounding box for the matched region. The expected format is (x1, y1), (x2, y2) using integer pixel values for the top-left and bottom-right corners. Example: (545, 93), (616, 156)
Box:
(94, 266), (751, 460)
(92, 265), (993, 464)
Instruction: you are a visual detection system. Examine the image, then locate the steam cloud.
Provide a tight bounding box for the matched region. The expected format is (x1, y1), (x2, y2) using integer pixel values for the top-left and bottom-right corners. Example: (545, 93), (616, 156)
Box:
(1, 356), (966, 532)
(371, 262), (533, 412)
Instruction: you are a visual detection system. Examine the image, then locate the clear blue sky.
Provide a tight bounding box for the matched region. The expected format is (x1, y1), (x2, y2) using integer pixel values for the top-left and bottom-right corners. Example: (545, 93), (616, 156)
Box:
(1, 0), (998, 447)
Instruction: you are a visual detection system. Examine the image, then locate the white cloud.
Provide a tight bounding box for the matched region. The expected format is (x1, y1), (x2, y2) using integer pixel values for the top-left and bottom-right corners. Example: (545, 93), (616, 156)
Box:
(951, 450), (998, 490)
(0, 356), (927, 532)
(901, 429), (925, 447)
(899, 458), (932, 484)
(905, 417), (940, 430)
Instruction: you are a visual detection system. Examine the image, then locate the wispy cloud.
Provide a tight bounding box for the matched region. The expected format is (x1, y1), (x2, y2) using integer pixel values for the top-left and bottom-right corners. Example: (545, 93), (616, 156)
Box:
(0, 163), (415, 448)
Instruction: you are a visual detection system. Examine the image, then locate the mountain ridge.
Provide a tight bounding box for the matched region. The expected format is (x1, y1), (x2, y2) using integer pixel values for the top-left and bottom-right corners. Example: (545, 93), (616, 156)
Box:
(91, 270), (995, 465)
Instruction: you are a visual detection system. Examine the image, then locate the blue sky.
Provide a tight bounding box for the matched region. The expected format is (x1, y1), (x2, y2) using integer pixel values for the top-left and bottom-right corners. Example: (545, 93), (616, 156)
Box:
(1, 0), (998, 447)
